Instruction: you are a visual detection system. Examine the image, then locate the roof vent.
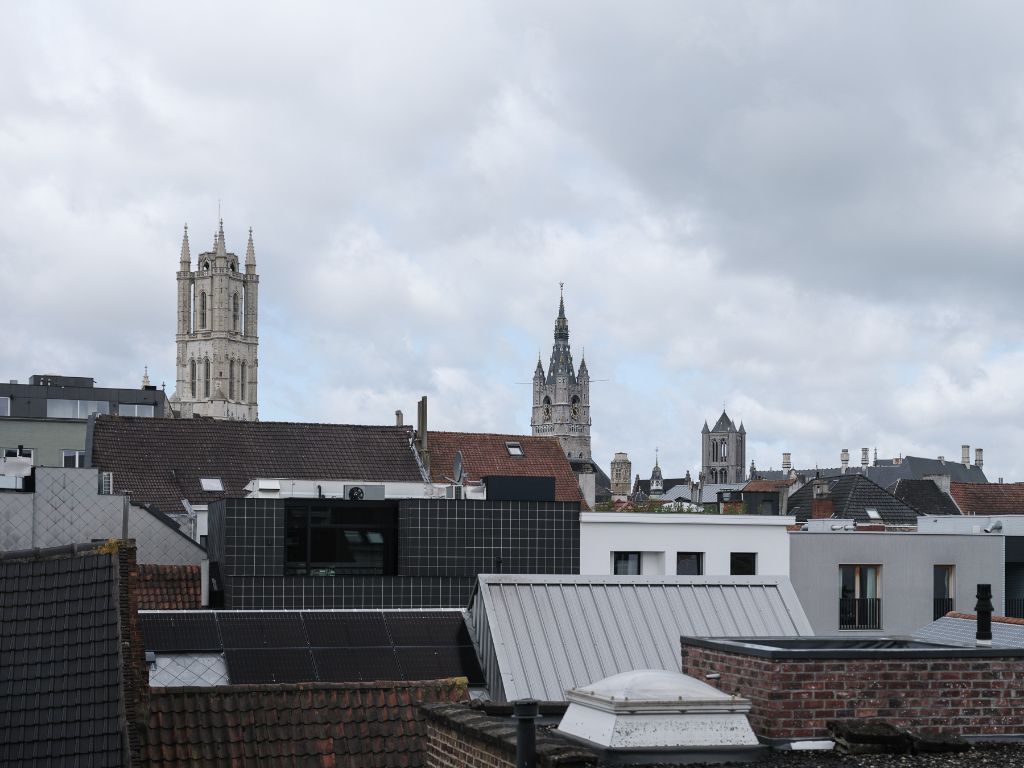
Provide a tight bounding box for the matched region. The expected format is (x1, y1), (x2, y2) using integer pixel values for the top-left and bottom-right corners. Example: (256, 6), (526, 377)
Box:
(558, 669), (759, 751)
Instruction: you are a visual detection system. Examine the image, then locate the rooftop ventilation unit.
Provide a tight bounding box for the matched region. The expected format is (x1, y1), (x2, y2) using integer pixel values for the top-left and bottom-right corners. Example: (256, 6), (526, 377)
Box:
(343, 484), (385, 501)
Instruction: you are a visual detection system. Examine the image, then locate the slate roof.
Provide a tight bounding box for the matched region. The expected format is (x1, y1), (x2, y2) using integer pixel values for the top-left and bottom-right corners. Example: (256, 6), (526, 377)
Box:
(781, 456), (987, 488)
(142, 679), (470, 767)
(889, 479), (962, 517)
(466, 574), (813, 702)
(139, 610), (485, 686)
(785, 474), (922, 525)
(88, 415), (425, 513)
(0, 543), (138, 767)
(426, 431), (584, 505)
(633, 476), (688, 496)
(950, 482), (1024, 516)
(912, 612), (1024, 649)
(137, 564), (202, 610)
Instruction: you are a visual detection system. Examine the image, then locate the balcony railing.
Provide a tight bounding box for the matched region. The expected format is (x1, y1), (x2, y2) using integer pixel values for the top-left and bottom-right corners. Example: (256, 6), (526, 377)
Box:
(1006, 598), (1024, 619)
(933, 597), (954, 621)
(839, 597), (882, 630)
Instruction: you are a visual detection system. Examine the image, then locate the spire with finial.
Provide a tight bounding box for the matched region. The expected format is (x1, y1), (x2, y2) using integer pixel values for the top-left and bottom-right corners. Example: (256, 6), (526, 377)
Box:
(547, 283), (575, 384)
(215, 218), (227, 256)
(179, 224), (191, 268)
(245, 226), (256, 268)
(141, 366), (151, 388)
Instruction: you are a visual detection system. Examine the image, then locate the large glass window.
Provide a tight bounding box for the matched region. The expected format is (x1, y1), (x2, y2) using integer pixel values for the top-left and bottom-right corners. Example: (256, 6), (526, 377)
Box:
(117, 403), (154, 417)
(0, 396), (9, 417)
(676, 552), (704, 575)
(62, 449), (85, 467)
(730, 552), (757, 576)
(285, 503), (397, 576)
(613, 551), (641, 575)
(839, 564), (882, 630)
(46, 399), (110, 419)
(934, 565), (955, 620)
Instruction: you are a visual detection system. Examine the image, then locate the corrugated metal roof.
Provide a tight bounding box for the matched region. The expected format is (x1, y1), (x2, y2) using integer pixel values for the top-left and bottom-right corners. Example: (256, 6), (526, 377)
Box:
(466, 575), (813, 702)
(912, 615), (1024, 649)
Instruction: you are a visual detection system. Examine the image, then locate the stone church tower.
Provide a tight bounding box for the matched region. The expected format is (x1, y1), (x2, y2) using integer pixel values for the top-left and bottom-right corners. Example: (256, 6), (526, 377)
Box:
(531, 288), (591, 459)
(172, 221), (259, 420)
(701, 411), (745, 484)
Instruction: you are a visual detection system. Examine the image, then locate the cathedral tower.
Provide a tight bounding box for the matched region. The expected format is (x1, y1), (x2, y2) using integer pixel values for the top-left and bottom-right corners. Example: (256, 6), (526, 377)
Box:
(172, 221), (259, 420)
(701, 411), (745, 484)
(531, 287), (591, 459)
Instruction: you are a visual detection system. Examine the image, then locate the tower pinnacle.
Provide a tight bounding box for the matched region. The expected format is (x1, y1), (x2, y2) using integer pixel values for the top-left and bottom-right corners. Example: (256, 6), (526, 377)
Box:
(245, 226), (256, 271)
(179, 224), (190, 268)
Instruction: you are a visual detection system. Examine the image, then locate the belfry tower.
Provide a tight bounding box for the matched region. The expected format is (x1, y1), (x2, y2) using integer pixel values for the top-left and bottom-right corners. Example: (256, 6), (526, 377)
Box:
(531, 286), (591, 459)
(172, 221), (259, 420)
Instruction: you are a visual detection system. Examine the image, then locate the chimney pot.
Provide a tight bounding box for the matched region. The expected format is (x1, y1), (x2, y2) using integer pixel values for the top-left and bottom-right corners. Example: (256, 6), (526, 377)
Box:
(861, 448), (869, 467)
(975, 584), (993, 647)
(840, 448), (849, 471)
(782, 452), (791, 471)
(975, 448), (984, 468)
(395, 409), (403, 427)
(962, 444), (970, 467)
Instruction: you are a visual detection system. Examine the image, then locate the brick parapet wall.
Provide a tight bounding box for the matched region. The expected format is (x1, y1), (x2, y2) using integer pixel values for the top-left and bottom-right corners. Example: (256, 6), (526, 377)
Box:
(681, 641), (1024, 741)
(422, 703), (597, 768)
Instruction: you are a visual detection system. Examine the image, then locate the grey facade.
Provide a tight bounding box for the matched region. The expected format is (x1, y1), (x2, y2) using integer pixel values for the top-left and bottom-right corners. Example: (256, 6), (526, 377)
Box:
(789, 530), (1003, 636)
(0, 467), (206, 564)
(207, 496), (581, 609)
(0, 373), (170, 467)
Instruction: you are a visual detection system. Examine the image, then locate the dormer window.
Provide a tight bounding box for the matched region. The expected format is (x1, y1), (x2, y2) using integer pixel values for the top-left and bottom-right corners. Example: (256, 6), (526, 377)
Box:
(505, 441), (524, 457)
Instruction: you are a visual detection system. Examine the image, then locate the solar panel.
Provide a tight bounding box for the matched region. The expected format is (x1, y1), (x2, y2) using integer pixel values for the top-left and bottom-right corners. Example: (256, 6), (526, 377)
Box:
(218, 613), (307, 648)
(312, 647), (403, 682)
(139, 613), (220, 652)
(302, 612), (391, 647)
(225, 649), (316, 684)
(395, 646), (485, 686)
(384, 612), (470, 646)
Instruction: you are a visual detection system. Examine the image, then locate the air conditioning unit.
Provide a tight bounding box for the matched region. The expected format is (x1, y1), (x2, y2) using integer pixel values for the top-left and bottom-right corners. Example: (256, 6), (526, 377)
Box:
(343, 484), (385, 501)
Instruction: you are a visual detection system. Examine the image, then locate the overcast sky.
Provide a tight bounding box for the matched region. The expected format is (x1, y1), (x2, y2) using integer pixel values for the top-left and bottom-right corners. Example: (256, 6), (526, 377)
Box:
(4, 2), (1024, 481)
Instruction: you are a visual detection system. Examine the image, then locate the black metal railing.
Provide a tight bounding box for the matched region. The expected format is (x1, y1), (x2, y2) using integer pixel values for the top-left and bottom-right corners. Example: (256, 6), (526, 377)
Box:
(933, 597), (954, 621)
(1006, 598), (1024, 619)
(839, 597), (882, 630)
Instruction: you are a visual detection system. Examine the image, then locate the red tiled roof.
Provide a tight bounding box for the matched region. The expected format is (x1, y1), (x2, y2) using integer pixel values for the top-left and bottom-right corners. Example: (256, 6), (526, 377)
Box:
(137, 564), (201, 610)
(89, 416), (424, 513)
(742, 479), (791, 492)
(142, 679), (470, 767)
(949, 482), (1024, 516)
(947, 611), (1024, 626)
(426, 431), (584, 506)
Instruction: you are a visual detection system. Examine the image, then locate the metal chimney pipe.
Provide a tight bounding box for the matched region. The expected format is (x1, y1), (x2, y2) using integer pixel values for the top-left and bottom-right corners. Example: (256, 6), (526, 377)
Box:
(962, 445), (970, 467)
(395, 409), (403, 427)
(975, 584), (993, 647)
(975, 448), (984, 468)
(782, 452), (791, 471)
(513, 699), (539, 768)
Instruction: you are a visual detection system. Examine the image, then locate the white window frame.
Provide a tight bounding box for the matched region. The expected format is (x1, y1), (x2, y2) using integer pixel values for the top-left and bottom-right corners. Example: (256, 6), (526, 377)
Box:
(62, 449), (86, 468)
(0, 396), (9, 417)
(3, 447), (34, 461)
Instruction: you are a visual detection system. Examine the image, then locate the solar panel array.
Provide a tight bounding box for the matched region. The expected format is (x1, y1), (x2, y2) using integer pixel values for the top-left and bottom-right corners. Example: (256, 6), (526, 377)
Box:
(140, 611), (484, 685)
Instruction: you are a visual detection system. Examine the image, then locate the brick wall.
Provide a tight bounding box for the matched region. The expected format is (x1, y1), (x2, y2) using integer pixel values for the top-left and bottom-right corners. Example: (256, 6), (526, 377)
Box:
(425, 721), (515, 768)
(681, 641), (1024, 741)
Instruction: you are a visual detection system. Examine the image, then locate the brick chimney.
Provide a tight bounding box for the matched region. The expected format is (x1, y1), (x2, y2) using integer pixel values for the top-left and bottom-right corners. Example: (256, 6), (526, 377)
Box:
(811, 479), (834, 519)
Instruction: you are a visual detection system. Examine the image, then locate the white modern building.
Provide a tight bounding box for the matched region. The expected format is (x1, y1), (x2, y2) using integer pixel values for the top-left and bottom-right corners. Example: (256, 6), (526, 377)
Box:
(579, 512), (793, 577)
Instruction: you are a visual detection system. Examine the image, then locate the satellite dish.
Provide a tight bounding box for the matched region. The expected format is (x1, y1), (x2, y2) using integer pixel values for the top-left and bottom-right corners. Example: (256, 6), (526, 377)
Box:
(454, 450), (464, 485)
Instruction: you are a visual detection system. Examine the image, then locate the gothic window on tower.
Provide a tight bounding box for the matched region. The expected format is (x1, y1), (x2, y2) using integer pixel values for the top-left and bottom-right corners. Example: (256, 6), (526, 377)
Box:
(571, 395), (580, 419)
(721, 440), (728, 460)
(240, 362), (247, 403)
(199, 292), (207, 330)
(229, 360), (235, 399)
(203, 358), (211, 398)
(543, 396), (552, 422)
(189, 360), (196, 397)
(232, 292), (239, 331)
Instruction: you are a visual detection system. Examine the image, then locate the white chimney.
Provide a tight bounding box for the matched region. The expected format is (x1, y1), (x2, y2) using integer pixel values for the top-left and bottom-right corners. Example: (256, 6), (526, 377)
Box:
(962, 445), (970, 467)
(782, 452), (791, 471)
(861, 448), (869, 468)
(840, 449), (849, 471)
(975, 448), (984, 469)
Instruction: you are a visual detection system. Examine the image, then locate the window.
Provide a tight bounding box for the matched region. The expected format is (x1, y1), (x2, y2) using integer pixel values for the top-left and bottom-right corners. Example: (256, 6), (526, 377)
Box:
(934, 565), (955, 620)
(203, 358), (211, 398)
(117, 403), (155, 417)
(613, 551), (641, 575)
(865, 507), (881, 521)
(229, 360), (235, 399)
(199, 291), (207, 329)
(0, 396), (9, 417)
(232, 292), (239, 331)
(505, 441), (524, 457)
(730, 552), (757, 575)
(190, 360), (197, 397)
(240, 362), (247, 402)
(200, 478), (224, 492)
(285, 503), (398, 576)
(676, 552), (704, 575)
(3, 447), (34, 463)
(46, 399), (110, 419)
(62, 450), (85, 468)
(839, 564), (882, 630)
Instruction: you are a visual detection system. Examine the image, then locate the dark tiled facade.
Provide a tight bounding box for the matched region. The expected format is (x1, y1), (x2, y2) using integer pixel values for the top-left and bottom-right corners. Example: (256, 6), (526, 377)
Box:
(210, 497), (580, 609)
